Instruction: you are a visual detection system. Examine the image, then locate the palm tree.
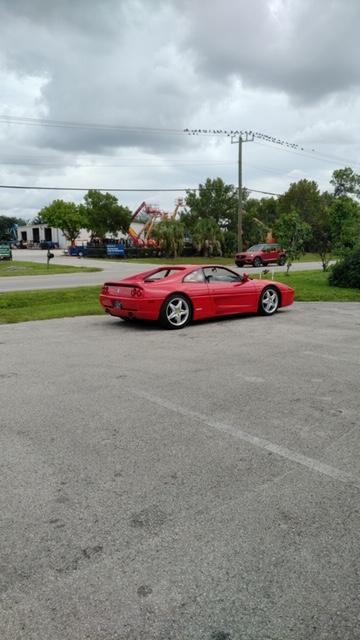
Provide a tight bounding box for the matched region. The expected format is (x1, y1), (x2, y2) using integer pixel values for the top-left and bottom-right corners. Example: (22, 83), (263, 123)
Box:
(151, 219), (184, 258)
(192, 217), (223, 257)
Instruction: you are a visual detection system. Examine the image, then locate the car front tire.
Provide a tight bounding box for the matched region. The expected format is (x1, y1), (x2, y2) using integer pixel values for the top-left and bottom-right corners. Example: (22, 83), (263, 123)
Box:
(160, 294), (192, 329)
(253, 257), (263, 267)
(259, 287), (280, 315)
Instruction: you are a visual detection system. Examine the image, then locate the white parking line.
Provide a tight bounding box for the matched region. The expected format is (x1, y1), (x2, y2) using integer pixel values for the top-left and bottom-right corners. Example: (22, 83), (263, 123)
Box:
(135, 390), (360, 489)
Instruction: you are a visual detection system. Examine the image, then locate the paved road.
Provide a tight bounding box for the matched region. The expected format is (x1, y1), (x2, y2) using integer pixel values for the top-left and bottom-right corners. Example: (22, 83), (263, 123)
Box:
(1, 249), (329, 292)
(1, 304), (359, 639)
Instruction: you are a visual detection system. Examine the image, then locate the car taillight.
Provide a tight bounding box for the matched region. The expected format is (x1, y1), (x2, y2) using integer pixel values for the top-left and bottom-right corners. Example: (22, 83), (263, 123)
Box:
(102, 285), (109, 295)
(131, 287), (143, 297)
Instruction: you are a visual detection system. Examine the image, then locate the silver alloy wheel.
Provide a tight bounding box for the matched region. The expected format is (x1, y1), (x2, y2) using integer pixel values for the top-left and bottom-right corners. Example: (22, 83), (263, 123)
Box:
(164, 296), (190, 328)
(260, 287), (279, 315)
(166, 297), (190, 327)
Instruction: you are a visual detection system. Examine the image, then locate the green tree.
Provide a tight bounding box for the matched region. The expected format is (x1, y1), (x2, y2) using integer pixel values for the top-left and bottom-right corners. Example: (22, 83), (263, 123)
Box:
(81, 190), (131, 239)
(39, 200), (86, 244)
(0, 215), (27, 241)
(245, 196), (280, 229)
(329, 246), (360, 289)
(273, 210), (312, 273)
(328, 196), (360, 250)
(222, 230), (237, 256)
(306, 191), (338, 271)
(185, 177), (243, 232)
(257, 196), (280, 227)
(241, 197), (280, 247)
(278, 179), (321, 227)
(330, 167), (360, 198)
(192, 217), (223, 257)
(151, 219), (184, 258)
(31, 214), (44, 224)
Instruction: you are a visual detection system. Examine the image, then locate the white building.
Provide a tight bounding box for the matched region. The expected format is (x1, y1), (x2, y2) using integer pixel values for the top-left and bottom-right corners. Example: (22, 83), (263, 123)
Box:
(17, 224), (91, 249)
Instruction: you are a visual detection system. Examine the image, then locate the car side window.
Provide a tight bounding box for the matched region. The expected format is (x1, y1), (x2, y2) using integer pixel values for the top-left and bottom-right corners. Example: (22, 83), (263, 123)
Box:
(203, 267), (241, 283)
(183, 269), (205, 283)
(144, 268), (180, 281)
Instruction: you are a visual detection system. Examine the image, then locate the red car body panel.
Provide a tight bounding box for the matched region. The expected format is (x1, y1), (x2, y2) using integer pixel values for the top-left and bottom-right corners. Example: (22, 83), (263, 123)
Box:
(99, 264), (294, 325)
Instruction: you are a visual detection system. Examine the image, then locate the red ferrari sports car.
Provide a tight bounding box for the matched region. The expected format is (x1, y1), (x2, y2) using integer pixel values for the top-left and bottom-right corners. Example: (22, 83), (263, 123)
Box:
(99, 265), (294, 329)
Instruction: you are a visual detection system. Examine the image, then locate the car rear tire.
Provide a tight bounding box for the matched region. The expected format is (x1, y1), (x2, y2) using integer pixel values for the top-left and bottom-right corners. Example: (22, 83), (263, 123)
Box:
(259, 287), (279, 315)
(253, 257), (263, 267)
(278, 255), (286, 266)
(160, 294), (192, 329)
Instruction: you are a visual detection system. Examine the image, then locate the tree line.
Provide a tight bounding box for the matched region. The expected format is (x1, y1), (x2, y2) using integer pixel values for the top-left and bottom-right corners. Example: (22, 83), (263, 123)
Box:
(2, 166), (360, 271)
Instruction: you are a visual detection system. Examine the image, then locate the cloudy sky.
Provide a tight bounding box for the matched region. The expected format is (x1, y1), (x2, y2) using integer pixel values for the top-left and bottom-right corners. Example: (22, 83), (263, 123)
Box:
(1, 0), (360, 220)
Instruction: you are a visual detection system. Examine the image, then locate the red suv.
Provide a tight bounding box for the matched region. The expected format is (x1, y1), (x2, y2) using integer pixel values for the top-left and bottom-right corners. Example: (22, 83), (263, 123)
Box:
(235, 243), (286, 268)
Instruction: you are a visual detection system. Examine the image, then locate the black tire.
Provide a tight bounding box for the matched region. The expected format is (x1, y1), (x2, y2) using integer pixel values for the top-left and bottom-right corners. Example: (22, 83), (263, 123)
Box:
(259, 286), (280, 315)
(278, 255), (286, 266)
(235, 261), (244, 267)
(253, 256), (263, 267)
(160, 294), (192, 330)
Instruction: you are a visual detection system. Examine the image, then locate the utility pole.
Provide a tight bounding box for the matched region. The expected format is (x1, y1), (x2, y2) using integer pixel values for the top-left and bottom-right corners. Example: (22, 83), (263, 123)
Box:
(231, 131), (254, 252)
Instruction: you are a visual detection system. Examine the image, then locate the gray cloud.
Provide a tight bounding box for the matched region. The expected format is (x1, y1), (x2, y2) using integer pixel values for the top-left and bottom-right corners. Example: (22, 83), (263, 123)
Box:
(180, 0), (360, 103)
(1, 0), (360, 219)
(1, 0), (359, 156)
(0, 0), (203, 153)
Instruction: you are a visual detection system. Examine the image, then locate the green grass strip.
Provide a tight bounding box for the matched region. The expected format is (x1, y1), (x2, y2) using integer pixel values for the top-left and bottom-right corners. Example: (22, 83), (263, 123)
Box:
(0, 286), (103, 323)
(0, 260), (102, 277)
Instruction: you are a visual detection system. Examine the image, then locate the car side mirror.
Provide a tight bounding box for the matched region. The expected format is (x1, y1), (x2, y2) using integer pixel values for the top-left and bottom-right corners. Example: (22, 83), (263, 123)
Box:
(242, 272), (250, 282)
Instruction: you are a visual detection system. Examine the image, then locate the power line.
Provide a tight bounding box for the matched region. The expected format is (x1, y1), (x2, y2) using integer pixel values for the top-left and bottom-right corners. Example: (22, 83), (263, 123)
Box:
(0, 184), (190, 192)
(2, 114), (359, 168)
(0, 183), (279, 196)
(253, 139), (360, 170)
(0, 115), (186, 136)
(247, 187), (281, 197)
(0, 159), (237, 168)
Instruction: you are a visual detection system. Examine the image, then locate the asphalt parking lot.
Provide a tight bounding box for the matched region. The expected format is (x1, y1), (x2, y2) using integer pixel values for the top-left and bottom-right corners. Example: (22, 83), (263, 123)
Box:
(1, 303), (359, 639)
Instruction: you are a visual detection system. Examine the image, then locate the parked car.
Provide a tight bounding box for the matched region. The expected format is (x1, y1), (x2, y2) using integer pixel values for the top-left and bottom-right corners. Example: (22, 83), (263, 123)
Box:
(40, 241), (59, 250)
(235, 243), (287, 268)
(67, 245), (88, 257)
(0, 243), (12, 260)
(99, 264), (294, 329)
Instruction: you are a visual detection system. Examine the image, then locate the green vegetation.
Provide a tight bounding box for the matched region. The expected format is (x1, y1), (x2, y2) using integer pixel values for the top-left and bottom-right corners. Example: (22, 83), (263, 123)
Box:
(126, 255), (233, 265)
(329, 246), (360, 289)
(39, 200), (87, 244)
(122, 254), (333, 266)
(39, 189), (132, 244)
(0, 286), (102, 323)
(0, 215), (26, 242)
(273, 210), (312, 273)
(254, 270), (360, 301)
(151, 218), (185, 258)
(1, 270), (359, 324)
(0, 260), (102, 277)
(27, 167), (360, 268)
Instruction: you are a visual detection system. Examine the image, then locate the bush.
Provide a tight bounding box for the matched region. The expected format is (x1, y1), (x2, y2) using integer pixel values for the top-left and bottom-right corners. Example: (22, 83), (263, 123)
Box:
(329, 246), (360, 288)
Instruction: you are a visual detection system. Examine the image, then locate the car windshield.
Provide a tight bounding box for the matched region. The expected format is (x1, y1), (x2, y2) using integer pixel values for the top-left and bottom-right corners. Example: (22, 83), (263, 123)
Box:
(247, 245), (265, 252)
